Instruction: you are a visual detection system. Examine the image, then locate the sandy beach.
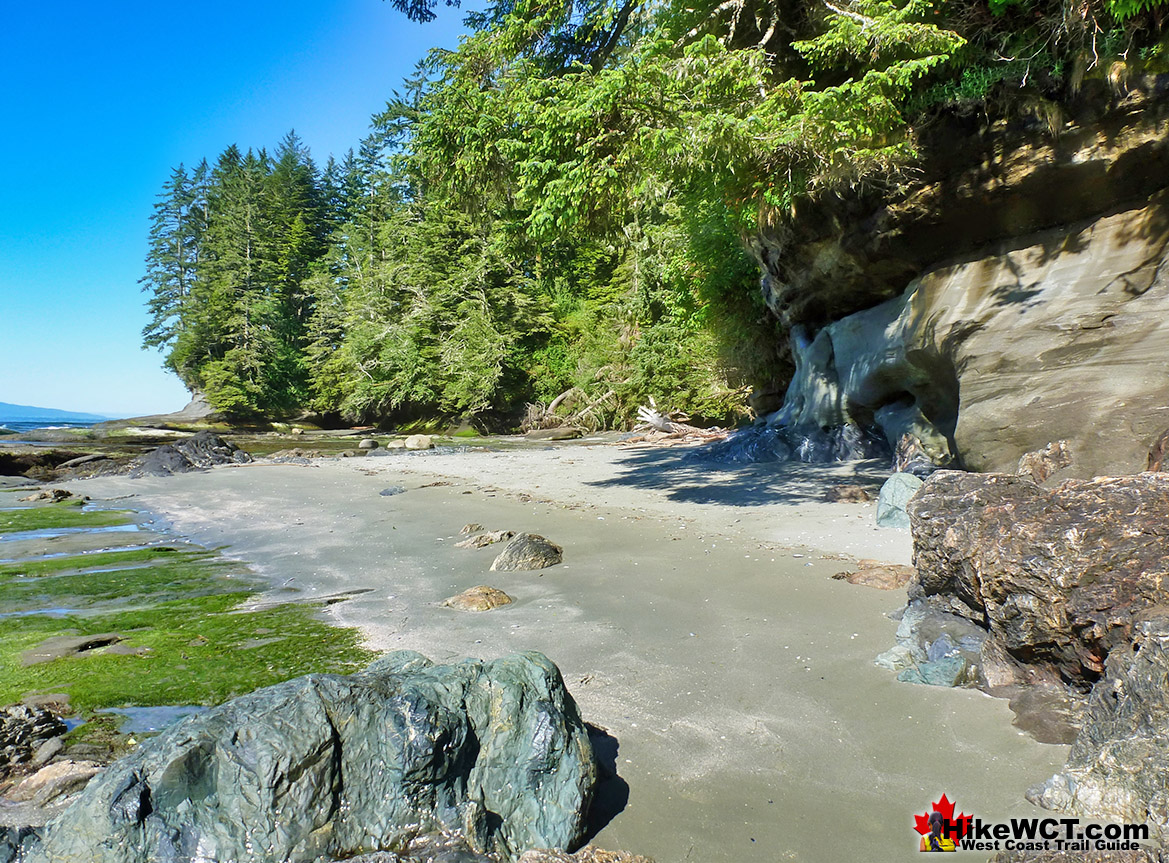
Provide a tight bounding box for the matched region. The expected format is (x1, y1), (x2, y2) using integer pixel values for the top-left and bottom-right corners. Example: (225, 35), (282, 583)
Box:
(71, 441), (1068, 862)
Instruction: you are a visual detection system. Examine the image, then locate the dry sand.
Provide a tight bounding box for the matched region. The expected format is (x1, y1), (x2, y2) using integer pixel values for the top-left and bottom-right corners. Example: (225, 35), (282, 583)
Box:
(71, 441), (1068, 863)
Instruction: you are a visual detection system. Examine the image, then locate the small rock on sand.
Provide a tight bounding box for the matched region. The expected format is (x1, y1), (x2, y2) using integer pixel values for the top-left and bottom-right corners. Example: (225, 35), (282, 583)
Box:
(404, 434), (434, 450)
(455, 530), (515, 549)
(442, 586), (514, 611)
(460, 523), (484, 535)
(491, 533), (563, 571)
(1016, 440), (1073, 483)
(18, 489), (73, 503)
(833, 560), (916, 590)
(823, 484), (870, 503)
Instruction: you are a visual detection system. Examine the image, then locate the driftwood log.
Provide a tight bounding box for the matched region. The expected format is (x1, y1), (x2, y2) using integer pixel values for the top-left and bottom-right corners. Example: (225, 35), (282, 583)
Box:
(623, 401), (728, 446)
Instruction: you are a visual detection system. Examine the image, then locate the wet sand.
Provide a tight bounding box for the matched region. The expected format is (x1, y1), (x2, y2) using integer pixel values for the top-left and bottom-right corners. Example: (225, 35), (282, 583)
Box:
(70, 443), (1068, 863)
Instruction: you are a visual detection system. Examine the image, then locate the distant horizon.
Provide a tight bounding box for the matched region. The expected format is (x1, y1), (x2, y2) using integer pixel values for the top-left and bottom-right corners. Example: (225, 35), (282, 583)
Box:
(0, 395), (192, 421)
(0, 399), (151, 422)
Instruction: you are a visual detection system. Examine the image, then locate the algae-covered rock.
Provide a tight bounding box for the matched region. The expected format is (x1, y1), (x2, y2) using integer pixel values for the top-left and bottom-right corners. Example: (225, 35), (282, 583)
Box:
(22, 651), (597, 863)
(875, 472), (922, 528)
(897, 656), (972, 687)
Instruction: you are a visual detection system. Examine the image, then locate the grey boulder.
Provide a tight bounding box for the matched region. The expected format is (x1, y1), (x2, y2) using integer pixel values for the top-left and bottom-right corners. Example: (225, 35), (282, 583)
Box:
(128, 432), (251, 478)
(491, 534), (564, 571)
(875, 472), (922, 528)
(23, 651), (596, 863)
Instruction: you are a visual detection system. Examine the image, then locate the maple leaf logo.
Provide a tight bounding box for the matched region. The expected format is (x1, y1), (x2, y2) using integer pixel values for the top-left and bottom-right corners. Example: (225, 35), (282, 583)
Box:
(914, 794), (971, 838)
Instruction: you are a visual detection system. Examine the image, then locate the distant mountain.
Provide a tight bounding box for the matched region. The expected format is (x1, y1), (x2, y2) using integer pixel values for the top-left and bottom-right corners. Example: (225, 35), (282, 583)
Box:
(0, 401), (111, 423)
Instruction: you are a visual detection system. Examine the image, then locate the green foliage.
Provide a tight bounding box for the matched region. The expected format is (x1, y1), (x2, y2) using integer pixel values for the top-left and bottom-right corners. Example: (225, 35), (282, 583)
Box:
(1106, 0), (1168, 20)
(145, 0), (1163, 430)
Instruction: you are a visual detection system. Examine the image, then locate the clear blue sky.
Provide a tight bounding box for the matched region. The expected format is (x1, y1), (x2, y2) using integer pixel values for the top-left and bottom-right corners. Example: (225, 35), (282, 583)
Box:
(0, 1), (467, 418)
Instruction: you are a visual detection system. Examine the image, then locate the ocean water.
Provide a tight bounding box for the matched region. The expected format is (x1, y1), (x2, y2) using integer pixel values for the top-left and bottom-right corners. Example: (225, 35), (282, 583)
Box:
(0, 419), (100, 433)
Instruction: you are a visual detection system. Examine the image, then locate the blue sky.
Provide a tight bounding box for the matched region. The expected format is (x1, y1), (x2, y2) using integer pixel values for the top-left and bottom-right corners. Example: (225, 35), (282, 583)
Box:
(0, 1), (467, 418)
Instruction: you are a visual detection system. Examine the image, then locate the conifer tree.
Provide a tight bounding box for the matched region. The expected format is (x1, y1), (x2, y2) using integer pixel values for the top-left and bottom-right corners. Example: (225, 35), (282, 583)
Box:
(140, 165), (201, 353)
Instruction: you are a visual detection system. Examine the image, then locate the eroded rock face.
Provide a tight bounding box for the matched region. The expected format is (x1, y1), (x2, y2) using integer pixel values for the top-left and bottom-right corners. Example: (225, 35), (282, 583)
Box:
(753, 80), (1169, 334)
(764, 190), (1169, 476)
(1026, 618), (1169, 835)
(907, 471), (1169, 688)
(22, 651), (596, 863)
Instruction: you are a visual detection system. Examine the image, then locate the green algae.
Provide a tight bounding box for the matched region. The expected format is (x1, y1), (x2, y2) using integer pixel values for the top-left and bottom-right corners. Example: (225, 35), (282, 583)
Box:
(0, 501), (373, 726)
(0, 593), (371, 713)
(0, 502), (132, 534)
(0, 553), (249, 612)
(0, 546), (189, 580)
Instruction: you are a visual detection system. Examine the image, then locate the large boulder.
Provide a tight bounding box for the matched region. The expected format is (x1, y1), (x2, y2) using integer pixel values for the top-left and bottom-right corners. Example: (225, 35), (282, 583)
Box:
(907, 471), (1169, 689)
(128, 431), (251, 478)
(1027, 618), (1169, 835)
(20, 651), (596, 863)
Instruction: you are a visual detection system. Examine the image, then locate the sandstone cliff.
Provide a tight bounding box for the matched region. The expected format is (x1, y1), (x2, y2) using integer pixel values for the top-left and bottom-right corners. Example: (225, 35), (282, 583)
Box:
(753, 77), (1169, 476)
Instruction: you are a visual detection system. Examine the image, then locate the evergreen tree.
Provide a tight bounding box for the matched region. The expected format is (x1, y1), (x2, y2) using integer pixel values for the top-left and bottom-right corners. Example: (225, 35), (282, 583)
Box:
(140, 165), (202, 353)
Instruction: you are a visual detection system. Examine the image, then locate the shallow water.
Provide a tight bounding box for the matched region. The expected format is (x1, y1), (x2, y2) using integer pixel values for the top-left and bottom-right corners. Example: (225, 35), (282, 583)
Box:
(96, 705), (209, 733)
(0, 523), (141, 543)
(0, 533), (179, 563)
(0, 607), (78, 619)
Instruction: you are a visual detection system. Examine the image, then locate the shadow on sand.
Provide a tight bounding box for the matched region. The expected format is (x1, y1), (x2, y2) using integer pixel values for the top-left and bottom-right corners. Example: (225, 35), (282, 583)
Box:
(581, 724), (631, 843)
(584, 446), (890, 508)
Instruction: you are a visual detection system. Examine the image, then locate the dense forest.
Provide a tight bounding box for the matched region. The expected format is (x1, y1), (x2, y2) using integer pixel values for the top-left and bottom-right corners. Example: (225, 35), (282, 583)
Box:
(141, 0), (1166, 427)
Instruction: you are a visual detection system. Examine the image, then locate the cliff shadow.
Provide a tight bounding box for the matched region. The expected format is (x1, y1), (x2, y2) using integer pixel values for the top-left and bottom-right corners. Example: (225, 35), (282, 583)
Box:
(585, 446), (890, 507)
